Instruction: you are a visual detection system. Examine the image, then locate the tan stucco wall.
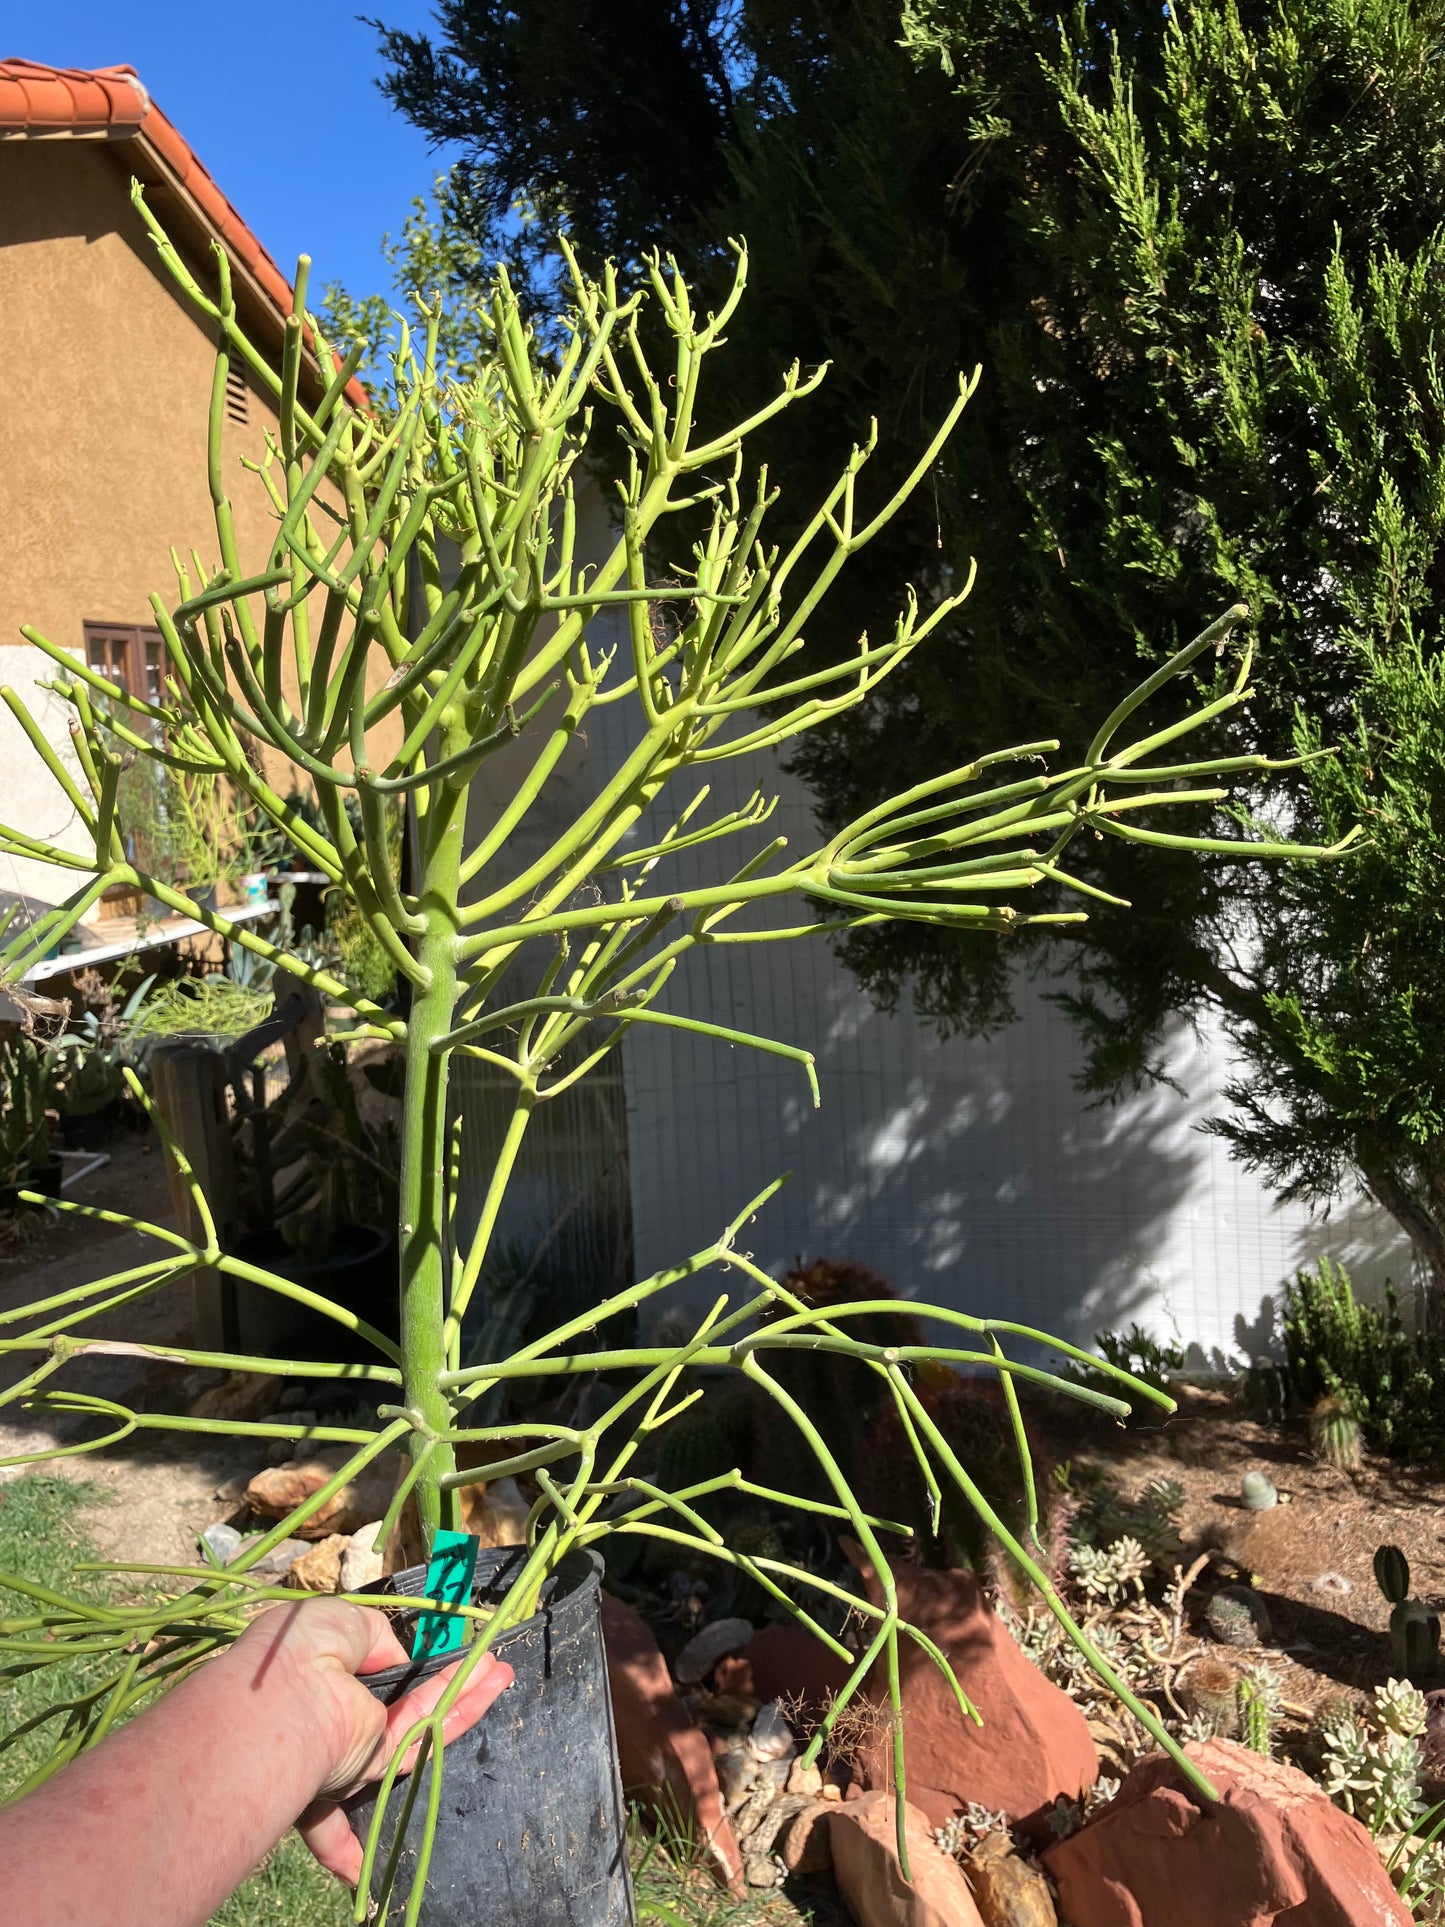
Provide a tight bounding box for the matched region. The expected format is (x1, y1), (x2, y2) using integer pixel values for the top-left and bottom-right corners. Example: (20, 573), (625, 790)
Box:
(0, 138), (387, 913)
(0, 138), (286, 668)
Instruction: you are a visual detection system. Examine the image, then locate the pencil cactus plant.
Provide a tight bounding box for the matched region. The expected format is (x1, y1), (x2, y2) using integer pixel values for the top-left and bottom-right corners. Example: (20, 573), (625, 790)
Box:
(0, 193), (1355, 1918)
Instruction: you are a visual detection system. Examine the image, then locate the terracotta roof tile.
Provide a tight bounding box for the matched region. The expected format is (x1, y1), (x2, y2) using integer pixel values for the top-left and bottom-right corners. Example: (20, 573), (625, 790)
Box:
(0, 57), (367, 408)
(0, 57), (148, 134)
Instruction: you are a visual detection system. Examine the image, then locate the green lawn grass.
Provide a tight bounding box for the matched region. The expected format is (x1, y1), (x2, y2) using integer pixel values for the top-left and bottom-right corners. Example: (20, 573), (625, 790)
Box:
(0, 1475), (348, 1927)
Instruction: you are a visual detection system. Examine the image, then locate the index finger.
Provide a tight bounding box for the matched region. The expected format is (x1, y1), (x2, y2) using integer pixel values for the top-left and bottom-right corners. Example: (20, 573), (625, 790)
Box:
(382, 1651), (514, 1779)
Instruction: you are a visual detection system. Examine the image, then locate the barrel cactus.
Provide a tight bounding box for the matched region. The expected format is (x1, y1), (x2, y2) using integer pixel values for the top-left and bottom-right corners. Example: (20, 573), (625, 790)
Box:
(1206, 1585), (1272, 1648)
(1240, 1470), (1278, 1512)
(1310, 1394), (1362, 1472)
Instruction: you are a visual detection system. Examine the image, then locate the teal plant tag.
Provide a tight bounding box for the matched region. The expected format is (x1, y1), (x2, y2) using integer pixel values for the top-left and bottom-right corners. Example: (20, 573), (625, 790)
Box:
(411, 1530), (479, 1661)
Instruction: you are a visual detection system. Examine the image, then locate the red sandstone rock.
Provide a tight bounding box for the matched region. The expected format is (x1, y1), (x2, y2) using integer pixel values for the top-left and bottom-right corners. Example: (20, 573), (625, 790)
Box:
(599, 1592), (743, 1890)
(1042, 1737), (1412, 1927)
(829, 1792), (985, 1927)
(781, 1800), (835, 1875)
(712, 1623), (854, 1714)
(843, 1543), (1098, 1833)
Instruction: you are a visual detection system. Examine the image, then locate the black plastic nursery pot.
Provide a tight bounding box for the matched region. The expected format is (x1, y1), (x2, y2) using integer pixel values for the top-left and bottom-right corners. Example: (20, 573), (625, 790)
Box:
(0, 1155), (63, 1212)
(348, 1544), (635, 1927)
(229, 1223), (396, 1359)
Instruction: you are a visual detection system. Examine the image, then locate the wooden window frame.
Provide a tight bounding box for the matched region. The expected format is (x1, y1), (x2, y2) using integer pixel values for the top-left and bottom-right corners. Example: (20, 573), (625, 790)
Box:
(82, 622), (164, 705)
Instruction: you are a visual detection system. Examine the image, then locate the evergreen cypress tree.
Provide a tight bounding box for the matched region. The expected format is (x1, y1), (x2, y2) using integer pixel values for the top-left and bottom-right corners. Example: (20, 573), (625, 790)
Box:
(369, 1), (1445, 1302)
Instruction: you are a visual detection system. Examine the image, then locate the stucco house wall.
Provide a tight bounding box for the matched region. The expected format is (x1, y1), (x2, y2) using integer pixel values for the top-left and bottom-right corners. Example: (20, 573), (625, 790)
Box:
(0, 137), (295, 906)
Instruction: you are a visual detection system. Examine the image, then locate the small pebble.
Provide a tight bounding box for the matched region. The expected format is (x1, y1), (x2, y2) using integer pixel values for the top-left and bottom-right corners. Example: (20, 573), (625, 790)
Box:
(200, 1522), (241, 1564)
(1311, 1571), (1352, 1596)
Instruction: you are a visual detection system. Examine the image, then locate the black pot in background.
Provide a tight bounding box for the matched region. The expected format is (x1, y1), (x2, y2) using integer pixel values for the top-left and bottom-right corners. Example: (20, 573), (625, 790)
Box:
(59, 1098), (146, 1149)
(348, 1546), (634, 1927)
(228, 1223), (396, 1359)
(0, 1155), (63, 1212)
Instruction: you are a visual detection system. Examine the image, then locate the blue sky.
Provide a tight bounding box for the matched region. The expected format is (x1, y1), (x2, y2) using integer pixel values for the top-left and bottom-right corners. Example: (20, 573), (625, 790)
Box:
(13, 1), (458, 299)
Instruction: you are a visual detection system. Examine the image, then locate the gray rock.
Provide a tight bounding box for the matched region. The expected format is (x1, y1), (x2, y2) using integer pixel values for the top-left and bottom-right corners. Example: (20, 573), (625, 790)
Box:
(672, 1616), (754, 1684)
(748, 1698), (795, 1762)
(231, 1536), (308, 1579)
(744, 1854), (782, 1889)
(718, 1744), (760, 1805)
(200, 1522), (242, 1564)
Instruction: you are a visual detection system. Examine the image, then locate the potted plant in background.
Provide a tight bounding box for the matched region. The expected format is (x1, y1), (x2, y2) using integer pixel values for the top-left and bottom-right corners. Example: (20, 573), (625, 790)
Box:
(0, 203), (1354, 1924)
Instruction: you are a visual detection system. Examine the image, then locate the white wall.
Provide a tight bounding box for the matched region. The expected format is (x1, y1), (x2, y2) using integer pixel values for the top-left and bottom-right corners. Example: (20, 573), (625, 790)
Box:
(603, 731), (1408, 1361)
(0, 644), (93, 914)
(456, 507), (1411, 1365)
(575, 612), (1409, 1363)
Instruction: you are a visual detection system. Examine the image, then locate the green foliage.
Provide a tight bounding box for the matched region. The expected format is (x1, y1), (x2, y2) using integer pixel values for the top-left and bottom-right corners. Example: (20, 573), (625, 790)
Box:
(127, 974), (274, 1045)
(1284, 1256), (1444, 1458)
(1072, 1323), (1185, 1417)
(372, 0), (1445, 1293)
(0, 1479), (345, 1927)
(0, 1478), (112, 1796)
(118, 761), (257, 896)
(0, 1033), (59, 1188)
(1070, 1474), (1183, 1581)
(206, 1837), (349, 1927)
(52, 975), (155, 1121)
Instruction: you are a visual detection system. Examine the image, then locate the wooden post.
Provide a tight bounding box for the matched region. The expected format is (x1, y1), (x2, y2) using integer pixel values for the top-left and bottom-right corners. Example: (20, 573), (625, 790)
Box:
(149, 1041), (238, 1350)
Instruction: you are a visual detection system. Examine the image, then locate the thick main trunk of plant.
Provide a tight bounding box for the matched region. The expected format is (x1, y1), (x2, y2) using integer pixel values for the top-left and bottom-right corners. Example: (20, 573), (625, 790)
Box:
(398, 776), (468, 1546)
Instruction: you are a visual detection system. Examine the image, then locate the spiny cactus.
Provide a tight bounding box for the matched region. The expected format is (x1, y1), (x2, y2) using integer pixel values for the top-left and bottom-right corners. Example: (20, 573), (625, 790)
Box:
(1236, 1664), (1280, 1756)
(1309, 1393), (1362, 1471)
(1206, 1585), (1272, 1648)
(1183, 1656), (1240, 1738)
(654, 1380), (764, 1495)
(1239, 1470), (1278, 1512)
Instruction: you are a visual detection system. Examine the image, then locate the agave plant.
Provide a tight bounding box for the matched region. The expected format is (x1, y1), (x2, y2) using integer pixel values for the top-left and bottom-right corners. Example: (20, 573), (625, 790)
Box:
(0, 195), (1353, 1919)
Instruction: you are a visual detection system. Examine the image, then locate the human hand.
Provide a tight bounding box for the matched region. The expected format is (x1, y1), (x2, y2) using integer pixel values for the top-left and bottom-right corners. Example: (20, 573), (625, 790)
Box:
(225, 1597), (512, 1885)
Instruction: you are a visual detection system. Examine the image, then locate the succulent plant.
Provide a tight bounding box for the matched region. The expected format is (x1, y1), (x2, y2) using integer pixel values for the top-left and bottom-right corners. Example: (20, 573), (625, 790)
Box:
(1183, 1655), (1240, 1738)
(1319, 1679), (1428, 1836)
(1239, 1470), (1278, 1511)
(1236, 1663), (1281, 1756)
(1070, 1475), (1184, 1580)
(1069, 1536), (1150, 1605)
(1375, 1545), (1441, 1680)
(1309, 1393), (1363, 1471)
(1206, 1585), (1272, 1648)
(1375, 1543), (1411, 1605)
